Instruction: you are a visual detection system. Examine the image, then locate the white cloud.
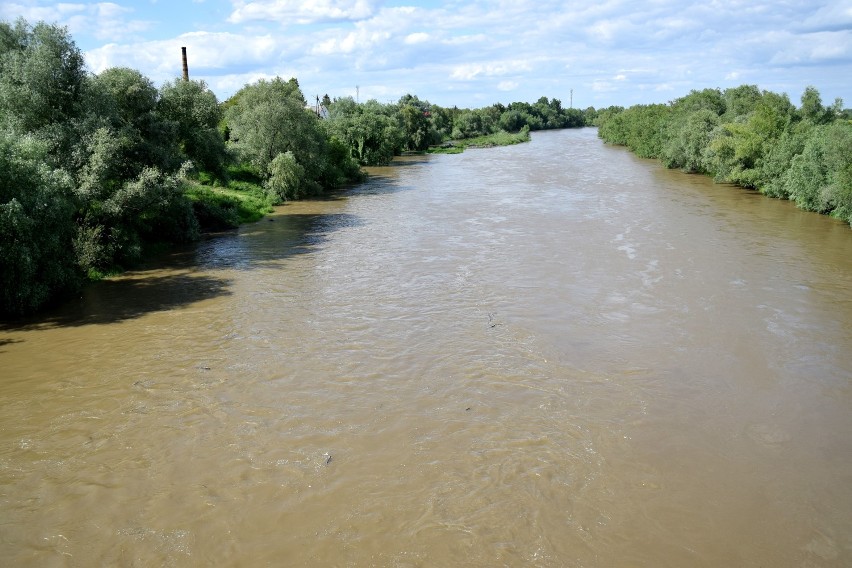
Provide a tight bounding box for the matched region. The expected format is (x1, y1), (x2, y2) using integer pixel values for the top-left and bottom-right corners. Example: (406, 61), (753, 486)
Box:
(5, 0), (850, 109)
(800, 0), (852, 31)
(592, 80), (616, 93)
(228, 0), (379, 25)
(450, 60), (532, 81)
(404, 32), (430, 45)
(767, 30), (852, 65)
(0, 1), (80, 23)
(310, 27), (390, 55)
(0, 1), (151, 42)
(443, 33), (487, 45)
(86, 31), (285, 79)
(307, 6), (422, 57)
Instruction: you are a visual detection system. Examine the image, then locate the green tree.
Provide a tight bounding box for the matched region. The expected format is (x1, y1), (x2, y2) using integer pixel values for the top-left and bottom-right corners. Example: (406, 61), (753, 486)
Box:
(822, 121), (852, 224)
(583, 106), (598, 125)
(225, 77), (361, 196)
(532, 96), (565, 129)
(158, 79), (226, 177)
(598, 104), (670, 158)
(225, 77), (317, 174)
(760, 121), (813, 198)
(800, 86), (826, 123)
(397, 95), (433, 151)
(598, 83), (850, 225)
(705, 91), (793, 187)
(452, 109), (486, 139)
(798, 86), (841, 125)
(722, 85), (761, 121)
(325, 97), (404, 166)
(661, 109), (720, 173)
(592, 106), (623, 128)
(90, 67), (180, 176)
(562, 108), (585, 128)
(265, 151), (305, 201)
(499, 109), (526, 132)
(672, 88), (726, 115)
(782, 121), (852, 217)
(68, 68), (201, 273)
(0, 132), (80, 315)
(0, 19), (87, 133)
(429, 104), (454, 139)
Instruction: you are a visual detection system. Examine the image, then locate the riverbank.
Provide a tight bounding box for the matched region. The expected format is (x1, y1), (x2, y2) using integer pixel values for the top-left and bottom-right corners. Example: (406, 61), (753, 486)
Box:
(427, 127), (531, 154)
(594, 87), (852, 227)
(188, 128), (534, 234)
(185, 174), (274, 232)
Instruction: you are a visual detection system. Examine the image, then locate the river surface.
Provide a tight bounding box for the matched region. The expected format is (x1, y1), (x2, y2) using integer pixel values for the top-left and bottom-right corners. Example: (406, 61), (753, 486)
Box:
(2, 128), (852, 567)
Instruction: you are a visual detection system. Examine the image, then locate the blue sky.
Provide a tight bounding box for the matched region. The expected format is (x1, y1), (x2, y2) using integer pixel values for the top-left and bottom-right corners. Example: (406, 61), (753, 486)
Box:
(2, 0), (851, 109)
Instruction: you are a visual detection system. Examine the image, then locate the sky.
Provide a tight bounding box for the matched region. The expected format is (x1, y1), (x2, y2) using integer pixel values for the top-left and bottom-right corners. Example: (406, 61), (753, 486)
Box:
(2, 0), (851, 110)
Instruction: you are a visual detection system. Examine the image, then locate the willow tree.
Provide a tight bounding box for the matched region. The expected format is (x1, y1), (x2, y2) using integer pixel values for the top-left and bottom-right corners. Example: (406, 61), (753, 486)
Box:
(158, 78), (226, 176)
(224, 77), (361, 198)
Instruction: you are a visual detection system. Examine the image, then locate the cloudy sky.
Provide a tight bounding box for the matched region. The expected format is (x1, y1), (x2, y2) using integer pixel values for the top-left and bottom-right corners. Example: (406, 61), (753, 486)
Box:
(2, 0), (851, 109)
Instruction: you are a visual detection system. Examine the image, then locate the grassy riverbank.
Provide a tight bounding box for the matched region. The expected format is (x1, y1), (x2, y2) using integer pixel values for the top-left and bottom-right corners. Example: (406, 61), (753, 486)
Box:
(184, 167), (275, 231)
(185, 126), (534, 231)
(427, 126), (531, 154)
(185, 127), (535, 229)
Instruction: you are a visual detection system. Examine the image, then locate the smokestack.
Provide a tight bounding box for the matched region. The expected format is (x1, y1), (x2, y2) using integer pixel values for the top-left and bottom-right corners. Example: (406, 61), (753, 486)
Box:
(181, 47), (189, 81)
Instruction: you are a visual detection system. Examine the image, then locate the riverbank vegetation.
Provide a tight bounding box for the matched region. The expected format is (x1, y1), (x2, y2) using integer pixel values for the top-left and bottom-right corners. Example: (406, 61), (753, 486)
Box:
(427, 127), (531, 154)
(322, 94), (588, 163)
(595, 86), (852, 226)
(0, 17), (595, 317)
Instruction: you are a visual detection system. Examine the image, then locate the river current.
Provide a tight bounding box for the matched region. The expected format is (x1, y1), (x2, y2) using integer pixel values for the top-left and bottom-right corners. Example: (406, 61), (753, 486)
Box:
(2, 128), (851, 566)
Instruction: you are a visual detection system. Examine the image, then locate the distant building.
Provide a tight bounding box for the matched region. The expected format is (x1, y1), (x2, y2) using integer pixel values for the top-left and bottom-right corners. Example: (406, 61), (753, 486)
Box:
(306, 102), (330, 119)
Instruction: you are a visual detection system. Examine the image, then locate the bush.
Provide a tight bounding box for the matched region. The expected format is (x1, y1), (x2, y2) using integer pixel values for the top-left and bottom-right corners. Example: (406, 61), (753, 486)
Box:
(265, 151), (305, 202)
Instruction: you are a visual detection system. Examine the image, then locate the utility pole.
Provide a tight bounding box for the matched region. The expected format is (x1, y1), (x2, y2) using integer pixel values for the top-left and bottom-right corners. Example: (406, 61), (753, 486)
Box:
(356, 85), (359, 104)
(570, 89), (573, 109)
(181, 47), (189, 81)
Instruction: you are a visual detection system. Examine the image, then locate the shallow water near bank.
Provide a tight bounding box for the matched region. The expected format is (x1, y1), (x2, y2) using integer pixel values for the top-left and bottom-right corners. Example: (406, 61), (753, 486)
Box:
(2, 128), (851, 566)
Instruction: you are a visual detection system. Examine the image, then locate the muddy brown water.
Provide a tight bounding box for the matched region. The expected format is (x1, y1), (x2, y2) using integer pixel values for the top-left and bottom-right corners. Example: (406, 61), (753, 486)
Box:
(2, 128), (852, 566)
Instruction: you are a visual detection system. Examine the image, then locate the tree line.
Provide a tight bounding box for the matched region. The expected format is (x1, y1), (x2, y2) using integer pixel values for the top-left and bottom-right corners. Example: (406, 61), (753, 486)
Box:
(595, 86), (852, 225)
(321, 93), (590, 166)
(1, 18), (594, 317)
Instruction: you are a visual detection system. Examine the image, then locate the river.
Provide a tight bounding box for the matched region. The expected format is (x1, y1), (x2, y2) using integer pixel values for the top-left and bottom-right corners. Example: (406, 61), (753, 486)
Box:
(1, 128), (851, 566)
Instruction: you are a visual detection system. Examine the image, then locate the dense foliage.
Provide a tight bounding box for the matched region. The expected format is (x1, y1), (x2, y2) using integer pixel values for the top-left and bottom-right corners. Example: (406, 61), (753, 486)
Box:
(224, 77), (361, 201)
(596, 85), (852, 226)
(0, 18), (360, 316)
(322, 94), (591, 166)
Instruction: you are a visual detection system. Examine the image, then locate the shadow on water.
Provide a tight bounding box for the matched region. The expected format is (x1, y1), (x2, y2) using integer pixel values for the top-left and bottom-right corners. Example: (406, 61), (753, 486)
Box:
(0, 210), (362, 332)
(347, 171), (420, 197)
(0, 337), (24, 352)
(195, 212), (363, 271)
(0, 172), (414, 332)
(0, 272), (234, 332)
